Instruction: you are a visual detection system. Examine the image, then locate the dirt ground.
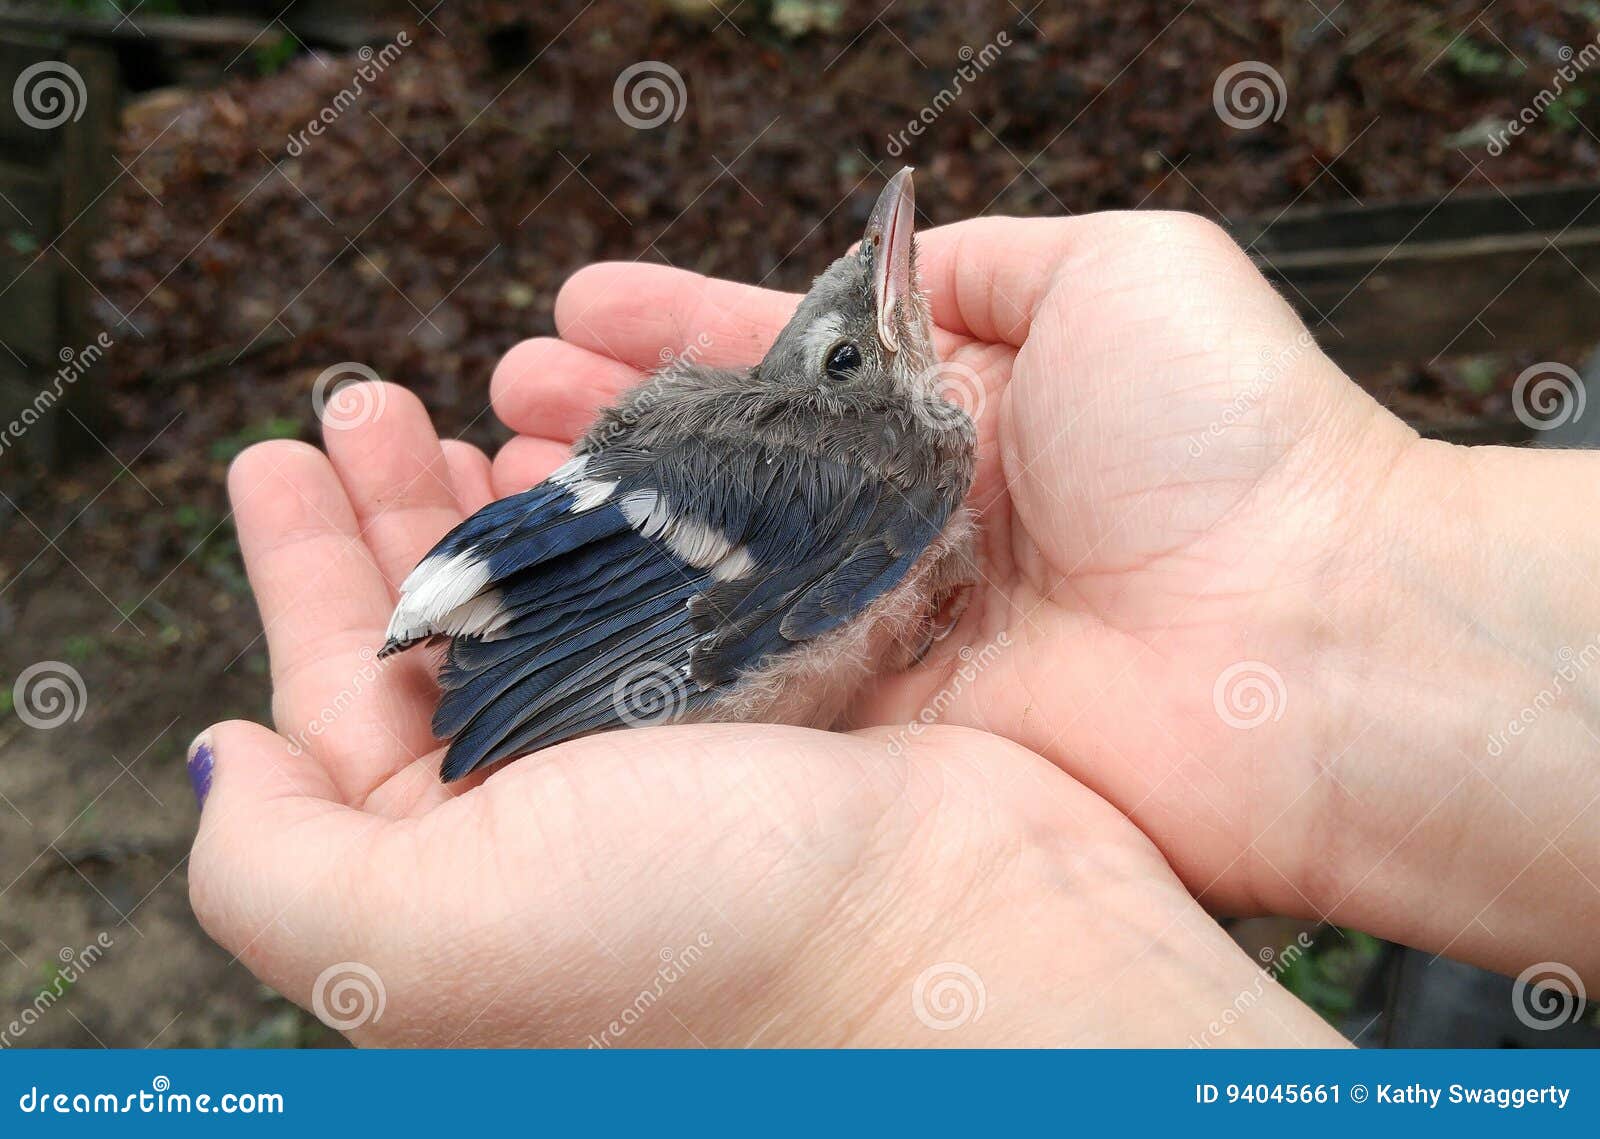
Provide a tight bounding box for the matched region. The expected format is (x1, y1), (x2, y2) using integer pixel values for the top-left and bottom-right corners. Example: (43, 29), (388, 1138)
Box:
(4, 0), (1599, 1046)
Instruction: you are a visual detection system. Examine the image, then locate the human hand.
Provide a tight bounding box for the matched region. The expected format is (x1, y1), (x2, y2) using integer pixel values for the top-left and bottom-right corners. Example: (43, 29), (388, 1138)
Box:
(188, 397), (1339, 1046)
(490, 213), (1415, 915)
(492, 211), (1600, 985)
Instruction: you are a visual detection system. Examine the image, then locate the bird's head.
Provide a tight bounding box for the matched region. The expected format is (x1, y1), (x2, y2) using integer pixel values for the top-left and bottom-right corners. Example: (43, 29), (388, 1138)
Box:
(756, 167), (939, 404)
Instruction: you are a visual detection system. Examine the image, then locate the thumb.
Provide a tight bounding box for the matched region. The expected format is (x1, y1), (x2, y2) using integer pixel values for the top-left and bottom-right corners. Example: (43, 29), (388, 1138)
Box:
(185, 720), (380, 1005)
(186, 718), (340, 819)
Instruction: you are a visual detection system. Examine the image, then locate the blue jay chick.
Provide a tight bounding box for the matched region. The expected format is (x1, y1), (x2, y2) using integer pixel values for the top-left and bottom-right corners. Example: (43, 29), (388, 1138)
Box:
(382, 167), (977, 781)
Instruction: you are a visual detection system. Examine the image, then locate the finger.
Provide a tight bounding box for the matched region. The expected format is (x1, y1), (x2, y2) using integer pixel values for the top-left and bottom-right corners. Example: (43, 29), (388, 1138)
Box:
(187, 720), (342, 819)
(556, 262), (798, 371)
(913, 217), (1081, 347)
(918, 213), (1287, 349)
(555, 258), (984, 374)
(229, 440), (436, 802)
(492, 435), (572, 500)
(321, 381), (461, 593)
(557, 216), (1147, 372)
(490, 336), (642, 442)
(185, 721), (382, 1026)
(441, 439), (494, 513)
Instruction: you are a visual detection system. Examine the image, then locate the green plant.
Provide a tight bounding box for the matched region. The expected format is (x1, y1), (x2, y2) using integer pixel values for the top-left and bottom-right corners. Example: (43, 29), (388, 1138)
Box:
(1444, 38), (1524, 80)
(59, 0), (185, 15)
(252, 34), (298, 77)
(1279, 928), (1384, 1021)
(209, 417), (299, 463)
(1544, 87), (1590, 129)
(62, 633), (98, 663)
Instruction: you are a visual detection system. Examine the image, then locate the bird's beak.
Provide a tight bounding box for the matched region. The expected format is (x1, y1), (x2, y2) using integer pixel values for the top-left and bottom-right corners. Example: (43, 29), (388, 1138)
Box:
(862, 166), (915, 354)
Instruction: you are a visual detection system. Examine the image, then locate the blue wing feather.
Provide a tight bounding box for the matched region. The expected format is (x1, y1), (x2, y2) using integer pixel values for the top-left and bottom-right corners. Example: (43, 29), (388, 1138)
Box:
(440, 614), (709, 780)
(396, 438), (956, 780)
(433, 573), (704, 741)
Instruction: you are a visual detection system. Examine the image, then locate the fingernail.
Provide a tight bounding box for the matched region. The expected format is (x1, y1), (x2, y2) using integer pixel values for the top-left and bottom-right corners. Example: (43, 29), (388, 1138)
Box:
(187, 732), (214, 810)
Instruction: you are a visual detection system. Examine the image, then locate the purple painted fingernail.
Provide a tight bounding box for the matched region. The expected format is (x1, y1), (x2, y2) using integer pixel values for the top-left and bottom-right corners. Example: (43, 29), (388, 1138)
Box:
(187, 733), (214, 810)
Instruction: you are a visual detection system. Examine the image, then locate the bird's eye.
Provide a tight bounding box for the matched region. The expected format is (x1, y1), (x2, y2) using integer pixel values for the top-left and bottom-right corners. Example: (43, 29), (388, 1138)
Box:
(824, 341), (862, 381)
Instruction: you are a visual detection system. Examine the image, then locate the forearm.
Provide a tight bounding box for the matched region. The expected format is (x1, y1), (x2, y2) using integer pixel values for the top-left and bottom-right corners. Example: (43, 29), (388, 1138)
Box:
(1309, 438), (1600, 980)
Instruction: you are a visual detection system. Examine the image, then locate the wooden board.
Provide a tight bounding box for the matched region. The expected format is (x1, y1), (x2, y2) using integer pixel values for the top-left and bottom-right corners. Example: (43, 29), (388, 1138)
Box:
(1232, 183), (1600, 374)
(0, 32), (68, 154)
(0, 30), (120, 459)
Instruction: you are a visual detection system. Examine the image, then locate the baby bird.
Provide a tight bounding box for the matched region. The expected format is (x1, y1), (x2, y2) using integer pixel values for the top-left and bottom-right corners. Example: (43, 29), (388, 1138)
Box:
(381, 168), (976, 781)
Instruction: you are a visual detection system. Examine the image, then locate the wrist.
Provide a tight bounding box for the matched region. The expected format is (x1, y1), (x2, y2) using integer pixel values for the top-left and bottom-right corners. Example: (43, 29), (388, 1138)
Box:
(1299, 436), (1600, 979)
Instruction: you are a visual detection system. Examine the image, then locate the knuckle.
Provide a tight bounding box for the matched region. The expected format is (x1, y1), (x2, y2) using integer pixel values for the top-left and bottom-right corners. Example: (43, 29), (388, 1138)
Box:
(1145, 210), (1239, 255)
